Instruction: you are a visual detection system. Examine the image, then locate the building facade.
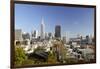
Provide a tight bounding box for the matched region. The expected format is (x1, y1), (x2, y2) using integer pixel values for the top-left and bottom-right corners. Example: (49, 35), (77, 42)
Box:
(40, 18), (45, 39)
(55, 25), (61, 38)
(15, 29), (22, 41)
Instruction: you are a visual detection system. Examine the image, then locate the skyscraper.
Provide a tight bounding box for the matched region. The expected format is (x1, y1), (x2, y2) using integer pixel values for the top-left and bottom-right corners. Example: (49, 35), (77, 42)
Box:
(22, 32), (30, 40)
(31, 30), (38, 38)
(62, 36), (66, 43)
(40, 17), (45, 39)
(55, 25), (61, 38)
(65, 32), (69, 43)
(48, 32), (52, 39)
(15, 29), (22, 41)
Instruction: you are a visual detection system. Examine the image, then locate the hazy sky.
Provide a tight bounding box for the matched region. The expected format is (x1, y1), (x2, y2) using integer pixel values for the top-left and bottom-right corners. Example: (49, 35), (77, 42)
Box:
(15, 3), (94, 38)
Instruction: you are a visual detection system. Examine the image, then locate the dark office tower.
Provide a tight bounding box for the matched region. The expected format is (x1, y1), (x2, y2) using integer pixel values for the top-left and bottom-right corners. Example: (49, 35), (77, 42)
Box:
(22, 33), (30, 40)
(86, 35), (90, 44)
(48, 33), (52, 38)
(55, 25), (61, 38)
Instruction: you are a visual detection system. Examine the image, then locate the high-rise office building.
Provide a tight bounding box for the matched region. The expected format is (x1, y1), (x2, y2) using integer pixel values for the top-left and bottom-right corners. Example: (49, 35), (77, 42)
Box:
(15, 29), (22, 41)
(62, 36), (66, 43)
(86, 35), (90, 44)
(65, 32), (69, 43)
(45, 32), (48, 39)
(22, 32), (30, 40)
(55, 25), (61, 38)
(40, 17), (45, 39)
(48, 32), (52, 39)
(31, 30), (38, 38)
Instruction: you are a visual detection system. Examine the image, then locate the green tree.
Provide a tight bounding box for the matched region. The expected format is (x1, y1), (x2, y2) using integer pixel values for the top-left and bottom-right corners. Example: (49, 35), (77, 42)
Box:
(34, 46), (46, 52)
(15, 47), (27, 66)
(22, 59), (35, 66)
(47, 51), (58, 64)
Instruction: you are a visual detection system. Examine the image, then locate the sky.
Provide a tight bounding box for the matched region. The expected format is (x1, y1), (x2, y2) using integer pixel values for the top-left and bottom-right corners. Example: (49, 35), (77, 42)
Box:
(15, 3), (94, 38)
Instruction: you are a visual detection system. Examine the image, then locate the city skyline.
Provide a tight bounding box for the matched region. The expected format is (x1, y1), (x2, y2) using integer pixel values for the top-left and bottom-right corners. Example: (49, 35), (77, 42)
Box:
(15, 4), (94, 38)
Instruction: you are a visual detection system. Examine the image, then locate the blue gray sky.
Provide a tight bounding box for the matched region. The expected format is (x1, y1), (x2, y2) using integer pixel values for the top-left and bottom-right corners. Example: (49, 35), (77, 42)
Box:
(15, 4), (94, 38)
